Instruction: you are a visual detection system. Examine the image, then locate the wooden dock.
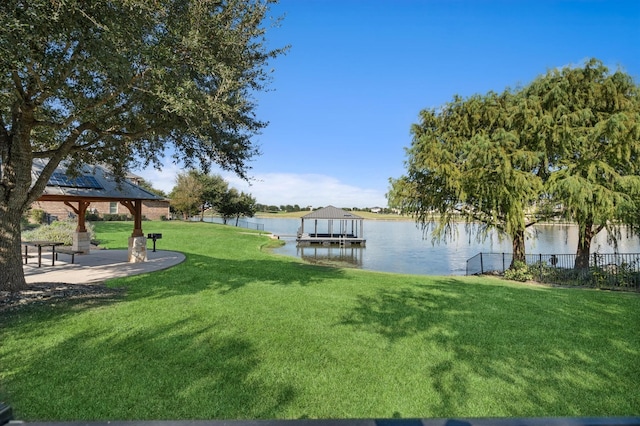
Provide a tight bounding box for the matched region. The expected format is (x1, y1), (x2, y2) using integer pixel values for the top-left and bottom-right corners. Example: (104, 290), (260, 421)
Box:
(295, 206), (366, 247)
(296, 233), (366, 247)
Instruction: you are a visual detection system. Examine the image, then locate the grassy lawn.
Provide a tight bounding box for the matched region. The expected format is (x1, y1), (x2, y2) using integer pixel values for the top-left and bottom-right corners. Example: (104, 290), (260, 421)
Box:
(1, 221), (639, 420)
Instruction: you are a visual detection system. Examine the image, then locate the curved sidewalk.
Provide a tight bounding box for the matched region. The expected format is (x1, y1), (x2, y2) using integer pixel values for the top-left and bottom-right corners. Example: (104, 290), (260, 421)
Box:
(23, 249), (185, 284)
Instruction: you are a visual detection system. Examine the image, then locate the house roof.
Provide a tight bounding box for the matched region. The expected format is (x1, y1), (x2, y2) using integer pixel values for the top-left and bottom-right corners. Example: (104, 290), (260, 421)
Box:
(32, 159), (164, 202)
(301, 205), (363, 220)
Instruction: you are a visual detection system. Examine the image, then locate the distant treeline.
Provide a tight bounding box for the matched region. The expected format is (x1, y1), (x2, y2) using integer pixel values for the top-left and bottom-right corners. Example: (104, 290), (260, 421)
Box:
(254, 204), (395, 214)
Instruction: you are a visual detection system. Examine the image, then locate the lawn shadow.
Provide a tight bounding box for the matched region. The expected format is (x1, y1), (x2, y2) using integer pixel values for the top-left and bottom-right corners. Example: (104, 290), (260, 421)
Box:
(0, 287), (126, 334)
(339, 278), (640, 416)
(5, 316), (296, 420)
(113, 252), (350, 300)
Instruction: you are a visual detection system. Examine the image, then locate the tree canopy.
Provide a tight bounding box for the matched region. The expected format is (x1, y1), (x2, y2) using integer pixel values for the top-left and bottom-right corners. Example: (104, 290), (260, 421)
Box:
(390, 59), (640, 268)
(521, 59), (640, 268)
(218, 188), (257, 225)
(170, 170), (229, 220)
(390, 90), (545, 264)
(0, 0), (286, 291)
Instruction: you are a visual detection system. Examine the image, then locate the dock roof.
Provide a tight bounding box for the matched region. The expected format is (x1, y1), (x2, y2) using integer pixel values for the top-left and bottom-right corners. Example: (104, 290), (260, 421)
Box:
(302, 206), (363, 220)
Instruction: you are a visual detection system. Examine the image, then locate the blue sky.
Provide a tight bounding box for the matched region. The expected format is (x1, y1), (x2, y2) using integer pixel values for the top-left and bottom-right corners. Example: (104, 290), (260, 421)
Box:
(137, 0), (640, 208)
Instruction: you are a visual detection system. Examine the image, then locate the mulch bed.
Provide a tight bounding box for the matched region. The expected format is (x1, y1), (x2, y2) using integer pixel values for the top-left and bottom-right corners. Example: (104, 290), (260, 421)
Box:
(0, 282), (125, 313)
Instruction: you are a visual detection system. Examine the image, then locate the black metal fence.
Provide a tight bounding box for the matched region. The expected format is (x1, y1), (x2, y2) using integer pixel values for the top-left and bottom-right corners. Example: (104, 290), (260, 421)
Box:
(203, 216), (265, 231)
(466, 252), (640, 290)
(234, 219), (265, 231)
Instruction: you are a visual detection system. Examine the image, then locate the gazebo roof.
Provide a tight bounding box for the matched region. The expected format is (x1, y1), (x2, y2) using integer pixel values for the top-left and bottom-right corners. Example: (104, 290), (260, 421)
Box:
(33, 159), (164, 202)
(301, 205), (363, 220)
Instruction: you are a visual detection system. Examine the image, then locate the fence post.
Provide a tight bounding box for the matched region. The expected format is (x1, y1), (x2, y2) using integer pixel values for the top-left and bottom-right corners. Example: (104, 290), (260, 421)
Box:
(480, 253), (484, 275)
(502, 253), (505, 272)
(539, 254), (543, 281)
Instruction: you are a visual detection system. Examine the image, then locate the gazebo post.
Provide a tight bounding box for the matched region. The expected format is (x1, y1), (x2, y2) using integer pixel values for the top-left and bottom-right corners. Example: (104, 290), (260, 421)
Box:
(64, 200), (92, 254)
(121, 200), (147, 263)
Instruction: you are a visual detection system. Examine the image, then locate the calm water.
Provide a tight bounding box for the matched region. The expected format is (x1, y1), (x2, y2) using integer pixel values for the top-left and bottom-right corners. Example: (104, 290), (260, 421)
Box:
(209, 217), (640, 276)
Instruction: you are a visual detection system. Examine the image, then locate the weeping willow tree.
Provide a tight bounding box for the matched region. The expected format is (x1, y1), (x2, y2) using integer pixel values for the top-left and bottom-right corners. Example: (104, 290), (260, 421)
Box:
(389, 90), (546, 265)
(522, 59), (640, 269)
(391, 58), (640, 271)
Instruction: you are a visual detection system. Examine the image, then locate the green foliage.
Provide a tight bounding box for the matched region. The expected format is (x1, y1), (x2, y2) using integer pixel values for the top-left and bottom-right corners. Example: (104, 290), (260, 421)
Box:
(170, 170), (256, 223)
(29, 209), (46, 224)
(523, 259), (640, 289)
(170, 171), (204, 219)
(218, 188), (257, 224)
(0, 0), (286, 177)
(170, 170), (231, 220)
(393, 90), (544, 261)
(21, 220), (96, 245)
(135, 179), (167, 198)
(85, 213), (102, 222)
(392, 58), (640, 262)
(102, 214), (132, 222)
(522, 59), (640, 257)
(503, 261), (534, 282)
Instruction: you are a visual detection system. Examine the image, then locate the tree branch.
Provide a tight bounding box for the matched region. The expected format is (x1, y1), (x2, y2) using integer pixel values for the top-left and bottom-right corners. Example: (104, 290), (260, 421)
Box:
(26, 121), (99, 205)
(11, 71), (26, 100)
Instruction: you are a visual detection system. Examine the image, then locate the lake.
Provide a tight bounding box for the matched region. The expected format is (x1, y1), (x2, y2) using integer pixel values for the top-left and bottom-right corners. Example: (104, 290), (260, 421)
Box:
(207, 217), (640, 276)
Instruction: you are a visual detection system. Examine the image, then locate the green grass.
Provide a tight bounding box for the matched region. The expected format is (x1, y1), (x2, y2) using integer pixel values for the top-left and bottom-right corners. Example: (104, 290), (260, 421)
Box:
(1, 221), (639, 420)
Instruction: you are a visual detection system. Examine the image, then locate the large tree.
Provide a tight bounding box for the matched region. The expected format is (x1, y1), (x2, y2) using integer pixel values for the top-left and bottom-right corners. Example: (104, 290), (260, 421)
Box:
(218, 188), (256, 225)
(194, 172), (229, 221)
(170, 170), (229, 220)
(522, 59), (640, 268)
(389, 90), (546, 265)
(391, 58), (640, 271)
(169, 171), (204, 220)
(0, 0), (285, 291)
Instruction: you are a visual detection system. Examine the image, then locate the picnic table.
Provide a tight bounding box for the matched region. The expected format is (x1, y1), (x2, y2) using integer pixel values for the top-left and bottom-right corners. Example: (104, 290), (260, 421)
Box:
(22, 241), (64, 267)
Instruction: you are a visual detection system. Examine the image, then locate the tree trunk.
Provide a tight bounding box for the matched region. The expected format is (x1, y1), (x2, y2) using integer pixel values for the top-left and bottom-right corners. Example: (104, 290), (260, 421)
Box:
(0, 198), (29, 292)
(510, 228), (526, 267)
(1, 118), (38, 291)
(575, 221), (597, 269)
(1, 82), (74, 292)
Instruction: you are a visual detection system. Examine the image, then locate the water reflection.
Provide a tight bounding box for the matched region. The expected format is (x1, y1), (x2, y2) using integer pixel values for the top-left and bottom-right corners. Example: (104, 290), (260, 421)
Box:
(297, 246), (364, 268)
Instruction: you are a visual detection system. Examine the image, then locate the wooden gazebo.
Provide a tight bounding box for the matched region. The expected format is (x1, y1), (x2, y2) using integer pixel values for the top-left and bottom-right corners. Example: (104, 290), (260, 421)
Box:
(296, 206), (366, 247)
(32, 159), (164, 262)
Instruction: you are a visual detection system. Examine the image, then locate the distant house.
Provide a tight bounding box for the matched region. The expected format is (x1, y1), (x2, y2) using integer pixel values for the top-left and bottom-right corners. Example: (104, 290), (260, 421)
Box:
(370, 207), (382, 214)
(30, 160), (170, 222)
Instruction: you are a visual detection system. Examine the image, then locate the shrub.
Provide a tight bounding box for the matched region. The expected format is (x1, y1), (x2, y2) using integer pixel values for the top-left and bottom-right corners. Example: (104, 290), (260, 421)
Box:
(22, 220), (96, 246)
(30, 209), (46, 224)
(85, 212), (102, 221)
(504, 260), (533, 282)
(102, 213), (132, 221)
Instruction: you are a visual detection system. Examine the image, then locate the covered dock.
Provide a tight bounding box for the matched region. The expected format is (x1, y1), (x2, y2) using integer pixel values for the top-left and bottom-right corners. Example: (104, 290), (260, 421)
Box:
(296, 206), (366, 247)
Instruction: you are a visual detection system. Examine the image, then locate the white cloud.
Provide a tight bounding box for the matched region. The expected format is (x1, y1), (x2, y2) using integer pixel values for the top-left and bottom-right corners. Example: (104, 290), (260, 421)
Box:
(133, 163), (182, 194)
(224, 172), (387, 208)
(134, 166), (388, 208)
